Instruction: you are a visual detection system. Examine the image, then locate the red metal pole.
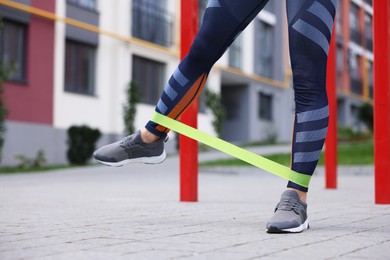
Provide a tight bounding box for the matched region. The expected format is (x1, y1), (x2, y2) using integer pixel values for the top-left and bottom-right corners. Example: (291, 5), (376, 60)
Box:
(325, 26), (338, 189)
(373, 0), (390, 204)
(179, 0), (198, 202)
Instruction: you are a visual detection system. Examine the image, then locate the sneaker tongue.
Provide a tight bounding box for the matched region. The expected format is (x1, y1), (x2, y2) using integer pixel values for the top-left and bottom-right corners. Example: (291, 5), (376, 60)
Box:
(281, 190), (300, 200)
(120, 131), (142, 148)
(133, 131), (144, 143)
(277, 190), (302, 211)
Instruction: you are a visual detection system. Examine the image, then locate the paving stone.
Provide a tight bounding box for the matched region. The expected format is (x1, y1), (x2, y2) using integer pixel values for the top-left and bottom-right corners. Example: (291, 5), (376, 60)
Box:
(0, 153), (389, 259)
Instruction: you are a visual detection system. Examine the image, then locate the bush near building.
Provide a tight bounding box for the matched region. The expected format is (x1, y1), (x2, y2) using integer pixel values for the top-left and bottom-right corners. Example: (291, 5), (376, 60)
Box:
(67, 125), (101, 165)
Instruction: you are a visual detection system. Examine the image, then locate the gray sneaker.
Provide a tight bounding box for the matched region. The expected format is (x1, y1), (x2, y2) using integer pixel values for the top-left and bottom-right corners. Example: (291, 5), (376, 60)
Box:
(93, 130), (166, 167)
(266, 190), (309, 233)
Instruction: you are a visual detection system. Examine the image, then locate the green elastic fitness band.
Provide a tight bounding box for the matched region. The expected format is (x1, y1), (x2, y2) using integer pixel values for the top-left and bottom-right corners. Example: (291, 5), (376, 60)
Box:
(151, 112), (310, 188)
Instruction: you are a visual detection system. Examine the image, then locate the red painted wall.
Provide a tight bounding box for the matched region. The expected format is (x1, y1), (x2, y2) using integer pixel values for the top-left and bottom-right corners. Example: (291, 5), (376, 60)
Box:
(4, 0), (55, 125)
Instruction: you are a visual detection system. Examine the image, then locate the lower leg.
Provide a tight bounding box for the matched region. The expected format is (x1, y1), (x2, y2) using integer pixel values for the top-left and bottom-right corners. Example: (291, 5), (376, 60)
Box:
(266, 0), (337, 233)
(140, 128), (160, 144)
(288, 188), (307, 203)
(94, 0), (270, 166)
(144, 0), (269, 139)
(287, 0), (337, 192)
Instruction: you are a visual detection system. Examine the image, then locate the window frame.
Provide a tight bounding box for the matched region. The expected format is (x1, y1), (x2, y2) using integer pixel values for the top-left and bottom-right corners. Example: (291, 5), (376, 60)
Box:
(67, 0), (98, 12)
(131, 0), (174, 47)
(64, 39), (97, 96)
(255, 19), (274, 78)
(0, 19), (28, 83)
(258, 92), (273, 121)
(229, 33), (243, 70)
(131, 55), (166, 105)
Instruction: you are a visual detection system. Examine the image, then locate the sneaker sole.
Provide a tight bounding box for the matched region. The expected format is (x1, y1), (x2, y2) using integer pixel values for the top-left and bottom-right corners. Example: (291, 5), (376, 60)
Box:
(266, 219), (310, 234)
(96, 151), (166, 167)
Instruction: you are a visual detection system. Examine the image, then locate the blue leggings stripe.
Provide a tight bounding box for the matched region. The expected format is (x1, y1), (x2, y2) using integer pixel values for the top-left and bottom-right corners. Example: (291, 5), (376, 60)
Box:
(173, 68), (189, 87)
(296, 127), (328, 143)
(294, 150), (322, 163)
(157, 100), (168, 114)
(292, 19), (330, 55)
(308, 1), (335, 33)
(207, 0), (221, 8)
(297, 106), (329, 123)
(164, 83), (178, 101)
(330, 0), (337, 9)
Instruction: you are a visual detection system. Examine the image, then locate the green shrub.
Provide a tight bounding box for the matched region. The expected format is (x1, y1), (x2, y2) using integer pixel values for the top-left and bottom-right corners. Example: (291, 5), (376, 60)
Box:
(338, 126), (371, 141)
(14, 149), (46, 169)
(358, 103), (373, 131)
(67, 125), (101, 165)
(123, 81), (140, 134)
(205, 89), (226, 138)
(264, 125), (278, 144)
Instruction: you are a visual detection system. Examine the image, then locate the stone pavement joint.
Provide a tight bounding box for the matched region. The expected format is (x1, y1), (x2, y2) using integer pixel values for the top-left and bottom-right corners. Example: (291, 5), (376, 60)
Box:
(0, 154), (389, 259)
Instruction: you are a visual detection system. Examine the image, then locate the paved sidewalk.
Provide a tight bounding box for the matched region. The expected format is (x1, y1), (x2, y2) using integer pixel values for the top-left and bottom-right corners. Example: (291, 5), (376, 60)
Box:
(1, 154), (389, 259)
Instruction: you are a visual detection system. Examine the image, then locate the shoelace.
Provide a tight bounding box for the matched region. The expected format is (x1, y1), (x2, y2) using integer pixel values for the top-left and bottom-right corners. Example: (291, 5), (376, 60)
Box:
(276, 198), (301, 212)
(120, 133), (169, 148)
(120, 134), (135, 148)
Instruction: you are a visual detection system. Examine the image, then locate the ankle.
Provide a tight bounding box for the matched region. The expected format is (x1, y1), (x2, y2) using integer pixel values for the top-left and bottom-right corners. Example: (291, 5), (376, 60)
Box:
(140, 129), (160, 144)
(287, 188), (307, 203)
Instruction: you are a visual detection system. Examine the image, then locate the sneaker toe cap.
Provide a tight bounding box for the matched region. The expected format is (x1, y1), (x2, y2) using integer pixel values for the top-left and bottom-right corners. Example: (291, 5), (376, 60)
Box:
(266, 219), (300, 230)
(93, 143), (124, 162)
(93, 152), (117, 163)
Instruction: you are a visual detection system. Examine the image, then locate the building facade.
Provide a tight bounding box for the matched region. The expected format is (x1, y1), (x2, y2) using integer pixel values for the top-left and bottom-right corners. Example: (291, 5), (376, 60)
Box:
(0, 0), (372, 166)
(210, 1), (295, 144)
(0, 0), (296, 166)
(336, 0), (374, 130)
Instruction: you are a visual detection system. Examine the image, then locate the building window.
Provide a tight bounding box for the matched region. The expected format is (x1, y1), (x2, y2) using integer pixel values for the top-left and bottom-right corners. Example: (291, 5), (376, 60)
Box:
(349, 3), (361, 45)
(132, 55), (165, 105)
(336, 0), (342, 39)
(336, 46), (343, 88)
(222, 87), (241, 120)
(348, 51), (363, 95)
(229, 34), (242, 69)
(255, 20), (274, 78)
(0, 20), (27, 82)
(367, 61), (373, 98)
(64, 40), (96, 95)
(67, 0), (97, 10)
(132, 0), (174, 47)
(198, 85), (207, 114)
(258, 92), (273, 121)
(365, 14), (373, 51)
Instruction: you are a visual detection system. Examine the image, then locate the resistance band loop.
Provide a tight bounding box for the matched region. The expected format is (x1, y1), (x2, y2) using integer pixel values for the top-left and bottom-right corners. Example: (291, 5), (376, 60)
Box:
(151, 112), (310, 188)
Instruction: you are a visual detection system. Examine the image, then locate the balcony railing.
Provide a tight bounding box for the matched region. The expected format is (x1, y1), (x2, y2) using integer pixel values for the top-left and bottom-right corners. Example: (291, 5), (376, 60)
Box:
(132, 0), (174, 47)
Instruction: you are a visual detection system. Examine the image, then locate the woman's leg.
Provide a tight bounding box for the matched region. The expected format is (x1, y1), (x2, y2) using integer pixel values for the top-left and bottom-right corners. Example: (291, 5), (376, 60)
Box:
(267, 0), (337, 233)
(287, 0), (337, 192)
(145, 0), (270, 139)
(94, 0), (269, 166)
